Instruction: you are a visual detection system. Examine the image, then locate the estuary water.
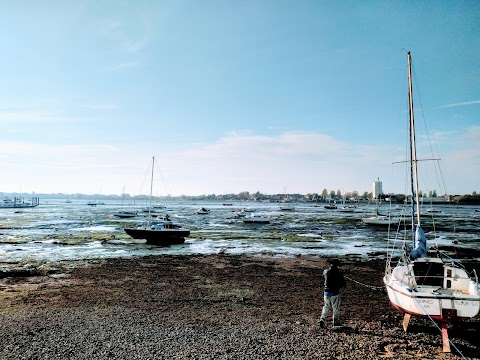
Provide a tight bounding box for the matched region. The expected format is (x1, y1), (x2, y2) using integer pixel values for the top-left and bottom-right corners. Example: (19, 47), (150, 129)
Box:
(1, 200), (479, 270)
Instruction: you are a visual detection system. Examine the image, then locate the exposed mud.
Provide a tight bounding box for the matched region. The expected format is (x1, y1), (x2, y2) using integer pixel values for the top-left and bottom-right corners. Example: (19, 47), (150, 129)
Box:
(0, 254), (478, 359)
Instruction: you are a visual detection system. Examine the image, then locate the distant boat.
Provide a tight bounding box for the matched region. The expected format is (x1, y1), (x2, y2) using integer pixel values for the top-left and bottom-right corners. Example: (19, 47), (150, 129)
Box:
(336, 205), (356, 213)
(87, 201), (105, 206)
(222, 201), (234, 206)
(124, 157), (190, 245)
(236, 208), (256, 217)
(363, 196), (400, 226)
(196, 207), (210, 214)
(279, 187), (295, 211)
(324, 204), (337, 210)
(362, 214), (400, 226)
(243, 213), (271, 224)
(88, 187), (105, 206)
(236, 210), (248, 217)
(0, 197), (40, 208)
(113, 211), (138, 219)
(336, 191), (356, 212)
(424, 198), (441, 213)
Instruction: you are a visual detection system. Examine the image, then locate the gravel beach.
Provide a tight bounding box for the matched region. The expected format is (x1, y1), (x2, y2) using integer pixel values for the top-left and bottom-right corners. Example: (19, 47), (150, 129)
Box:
(1, 254), (479, 359)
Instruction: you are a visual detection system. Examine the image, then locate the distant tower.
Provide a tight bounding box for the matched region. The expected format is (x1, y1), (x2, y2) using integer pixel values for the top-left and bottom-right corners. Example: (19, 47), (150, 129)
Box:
(373, 178), (383, 199)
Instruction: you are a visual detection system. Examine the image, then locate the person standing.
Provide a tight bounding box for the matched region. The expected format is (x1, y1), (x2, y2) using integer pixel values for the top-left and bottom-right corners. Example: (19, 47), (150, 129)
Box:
(320, 258), (346, 328)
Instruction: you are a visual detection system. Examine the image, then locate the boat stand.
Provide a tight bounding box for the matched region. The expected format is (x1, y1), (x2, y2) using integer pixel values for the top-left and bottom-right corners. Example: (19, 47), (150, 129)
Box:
(402, 314), (451, 353)
(402, 313), (410, 331)
(441, 323), (451, 353)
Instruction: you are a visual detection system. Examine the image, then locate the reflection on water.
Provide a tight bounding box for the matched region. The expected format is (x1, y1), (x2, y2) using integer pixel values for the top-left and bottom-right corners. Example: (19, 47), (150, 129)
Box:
(1, 200), (479, 269)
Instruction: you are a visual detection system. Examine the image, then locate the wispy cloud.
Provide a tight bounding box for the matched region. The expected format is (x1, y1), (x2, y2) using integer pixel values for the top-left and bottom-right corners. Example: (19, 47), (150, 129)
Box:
(0, 141), (119, 158)
(0, 110), (64, 124)
(101, 18), (149, 54)
(111, 62), (141, 71)
(82, 103), (119, 111)
(122, 38), (148, 53)
(166, 131), (395, 195)
(2, 129), (478, 196)
(438, 100), (480, 109)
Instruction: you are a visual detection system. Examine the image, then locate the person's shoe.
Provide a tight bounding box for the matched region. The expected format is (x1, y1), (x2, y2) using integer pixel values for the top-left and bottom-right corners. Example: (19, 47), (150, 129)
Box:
(319, 319), (325, 328)
(333, 322), (342, 327)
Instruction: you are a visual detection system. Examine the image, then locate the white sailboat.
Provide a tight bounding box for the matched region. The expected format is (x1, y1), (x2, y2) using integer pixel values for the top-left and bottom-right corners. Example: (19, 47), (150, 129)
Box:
(383, 52), (479, 352)
(336, 190), (355, 213)
(243, 213), (271, 224)
(362, 213), (399, 226)
(113, 186), (138, 218)
(363, 193), (400, 227)
(196, 207), (210, 214)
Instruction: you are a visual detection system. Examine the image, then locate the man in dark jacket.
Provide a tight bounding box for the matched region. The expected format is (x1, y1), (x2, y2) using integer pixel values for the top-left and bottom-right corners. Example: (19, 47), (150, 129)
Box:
(320, 258), (346, 328)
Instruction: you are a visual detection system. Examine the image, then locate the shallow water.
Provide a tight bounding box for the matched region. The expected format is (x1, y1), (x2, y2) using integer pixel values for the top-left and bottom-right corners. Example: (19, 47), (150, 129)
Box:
(1, 200), (479, 268)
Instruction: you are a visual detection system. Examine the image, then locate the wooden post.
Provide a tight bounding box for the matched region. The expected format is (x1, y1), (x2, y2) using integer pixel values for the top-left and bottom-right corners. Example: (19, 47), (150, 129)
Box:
(402, 313), (411, 331)
(441, 323), (451, 353)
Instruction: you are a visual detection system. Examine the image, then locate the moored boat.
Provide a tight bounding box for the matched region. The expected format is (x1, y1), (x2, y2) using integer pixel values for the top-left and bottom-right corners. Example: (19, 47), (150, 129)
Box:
(196, 207), (210, 214)
(0, 197), (40, 208)
(124, 219), (190, 245)
(324, 204), (337, 210)
(124, 157), (190, 245)
(243, 213), (271, 224)
(113, 211), (138, 218)
(362, 215), (400, 226)
(336, 205), (356, 213)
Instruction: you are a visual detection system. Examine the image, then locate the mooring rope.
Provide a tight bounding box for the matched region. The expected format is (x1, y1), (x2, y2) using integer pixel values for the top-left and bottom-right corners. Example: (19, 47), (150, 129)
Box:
(344, 275), (384, 291)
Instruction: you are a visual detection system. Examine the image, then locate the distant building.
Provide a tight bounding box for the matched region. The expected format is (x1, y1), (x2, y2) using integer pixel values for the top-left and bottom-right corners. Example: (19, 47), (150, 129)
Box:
(373, 178), (383, 199)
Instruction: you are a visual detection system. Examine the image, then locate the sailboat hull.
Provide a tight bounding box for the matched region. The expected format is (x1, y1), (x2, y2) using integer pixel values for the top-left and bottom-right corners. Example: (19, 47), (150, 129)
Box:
(362, 216), (400, 226)
(383, 263), (480, 322)
(124, 228), (189, 245)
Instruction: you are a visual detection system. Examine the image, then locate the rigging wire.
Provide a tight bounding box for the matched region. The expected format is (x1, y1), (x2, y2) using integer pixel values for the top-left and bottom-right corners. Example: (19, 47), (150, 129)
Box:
(411, 64), (447, 197)
(135, 158), (154, 200)
(153, 157), (173, 199)
(410, 58), (460, 246)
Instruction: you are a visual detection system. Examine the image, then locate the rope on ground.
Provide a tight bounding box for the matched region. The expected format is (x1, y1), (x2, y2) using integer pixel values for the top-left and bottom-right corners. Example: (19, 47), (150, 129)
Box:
(344, 275), (385, 291)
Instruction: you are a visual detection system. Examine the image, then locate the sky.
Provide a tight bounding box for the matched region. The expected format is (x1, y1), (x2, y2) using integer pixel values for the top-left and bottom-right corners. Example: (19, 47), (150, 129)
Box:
(0, 1), (479, 197)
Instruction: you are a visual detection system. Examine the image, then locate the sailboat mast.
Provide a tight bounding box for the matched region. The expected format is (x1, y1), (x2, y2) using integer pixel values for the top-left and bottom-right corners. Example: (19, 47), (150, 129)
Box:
(148, 156), (155, 225)
(407, 51), (421, 228)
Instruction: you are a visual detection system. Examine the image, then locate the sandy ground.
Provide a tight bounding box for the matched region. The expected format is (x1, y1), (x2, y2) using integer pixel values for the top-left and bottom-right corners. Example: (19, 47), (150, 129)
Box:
(0, 254), (479, 359)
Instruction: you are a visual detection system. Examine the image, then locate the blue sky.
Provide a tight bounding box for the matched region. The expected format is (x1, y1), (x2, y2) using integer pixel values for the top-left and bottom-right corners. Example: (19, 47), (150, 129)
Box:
(0, 1), (479, 196)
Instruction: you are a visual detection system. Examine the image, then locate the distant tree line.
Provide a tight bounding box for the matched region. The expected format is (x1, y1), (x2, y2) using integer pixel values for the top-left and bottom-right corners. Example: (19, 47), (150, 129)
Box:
(453, 192), (480, 205)
(1, 190), (479, 204)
